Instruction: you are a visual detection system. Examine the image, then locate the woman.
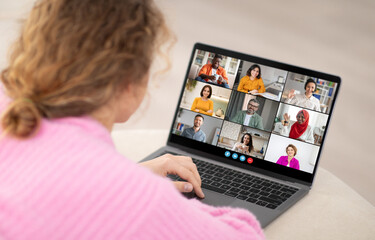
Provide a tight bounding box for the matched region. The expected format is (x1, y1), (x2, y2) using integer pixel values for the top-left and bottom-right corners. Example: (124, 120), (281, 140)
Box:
(280, 110), (314, 144)
(237, 64), (266, 94)
(0, 0), (264, 239)
(232, 133), (254, 154)
(285, 78), (321, 111)
(191, 85), (214, 116)
(276, 144), (300, 170)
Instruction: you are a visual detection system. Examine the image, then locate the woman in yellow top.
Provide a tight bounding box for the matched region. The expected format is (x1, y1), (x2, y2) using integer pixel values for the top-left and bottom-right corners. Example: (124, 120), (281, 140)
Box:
(237, 64), (266, 94)
(191, 85), (214, 116)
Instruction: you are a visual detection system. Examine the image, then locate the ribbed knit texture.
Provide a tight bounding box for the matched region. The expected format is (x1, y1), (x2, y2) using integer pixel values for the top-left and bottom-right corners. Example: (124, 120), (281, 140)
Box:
(0, 92), (264, 240)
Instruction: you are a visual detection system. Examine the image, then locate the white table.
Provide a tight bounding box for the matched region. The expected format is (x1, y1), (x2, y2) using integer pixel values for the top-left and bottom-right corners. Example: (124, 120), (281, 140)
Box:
(112, 129), (375, 240)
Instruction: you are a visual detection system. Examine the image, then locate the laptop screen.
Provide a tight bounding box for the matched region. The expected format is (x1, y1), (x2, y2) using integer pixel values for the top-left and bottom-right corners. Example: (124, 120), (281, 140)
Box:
(168, 43), (340, 184)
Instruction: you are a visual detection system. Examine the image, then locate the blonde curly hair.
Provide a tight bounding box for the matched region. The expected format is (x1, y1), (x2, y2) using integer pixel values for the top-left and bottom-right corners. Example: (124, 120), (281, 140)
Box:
(1, 0), (171, 138)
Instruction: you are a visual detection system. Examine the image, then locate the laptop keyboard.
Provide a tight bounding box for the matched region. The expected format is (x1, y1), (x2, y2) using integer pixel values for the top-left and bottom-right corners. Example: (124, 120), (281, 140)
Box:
(168, 157), (299, 209)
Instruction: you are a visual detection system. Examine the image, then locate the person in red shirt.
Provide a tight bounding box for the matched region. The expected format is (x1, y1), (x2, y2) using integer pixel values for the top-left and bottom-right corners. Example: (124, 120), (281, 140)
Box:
(195, 54), (230, 88)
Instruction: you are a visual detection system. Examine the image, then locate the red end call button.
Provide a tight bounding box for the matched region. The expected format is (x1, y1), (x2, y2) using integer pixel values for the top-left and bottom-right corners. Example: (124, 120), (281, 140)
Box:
(247, 158), (253, 164)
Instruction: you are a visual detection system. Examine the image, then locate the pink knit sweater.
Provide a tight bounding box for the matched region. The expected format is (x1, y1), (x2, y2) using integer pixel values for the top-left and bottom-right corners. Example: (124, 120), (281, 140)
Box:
(0, 94), (264, 239)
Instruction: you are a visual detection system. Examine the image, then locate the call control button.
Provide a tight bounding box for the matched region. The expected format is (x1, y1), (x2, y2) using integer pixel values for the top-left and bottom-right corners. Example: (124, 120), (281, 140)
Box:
(224, 151), (231, 157)
(240, 155), (246, 161)
(247, 158), (253, 164)
(232, 153), (238, 159)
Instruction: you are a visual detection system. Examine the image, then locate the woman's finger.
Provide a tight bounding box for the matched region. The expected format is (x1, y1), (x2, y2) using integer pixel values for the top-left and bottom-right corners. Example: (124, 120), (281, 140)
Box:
(174, 156), (202, 187)
(173, 181), (193, 193)
(169, 163), (205, 198)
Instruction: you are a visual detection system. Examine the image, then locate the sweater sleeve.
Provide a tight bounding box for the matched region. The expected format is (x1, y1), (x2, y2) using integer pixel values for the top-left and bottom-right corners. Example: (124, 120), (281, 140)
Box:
(203, 100), (214, 116)
(133, 173), (265, 240)
(191, 97), (199, 111)
(276, 156), (283, 165)
(200, 100), (213, 116)
(237, 76), (248, 93)
(257, 78), (266, 93)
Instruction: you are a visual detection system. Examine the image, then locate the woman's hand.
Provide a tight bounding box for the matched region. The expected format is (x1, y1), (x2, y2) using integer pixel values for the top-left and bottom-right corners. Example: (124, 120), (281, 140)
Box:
(243, 145), (249, 153)
(249, 89), (258, 94)
(194, 109), (200, 112)
(207, 110), (213, 113)
(139, 154), (205, 198)
(283, 113), (290, 126)
(288, 89), (295, 99)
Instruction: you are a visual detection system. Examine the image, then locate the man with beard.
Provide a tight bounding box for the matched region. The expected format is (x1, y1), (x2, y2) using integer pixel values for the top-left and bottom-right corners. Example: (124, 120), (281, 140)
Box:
(181, 114), (207, 142)
(230, 99), (264, 130)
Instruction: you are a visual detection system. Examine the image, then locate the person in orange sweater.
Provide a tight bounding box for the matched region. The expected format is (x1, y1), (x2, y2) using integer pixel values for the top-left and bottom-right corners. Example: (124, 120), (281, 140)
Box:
(195, 54), (230, 88)
(237, 64), (266, 94)
(191, 85), (214, 116)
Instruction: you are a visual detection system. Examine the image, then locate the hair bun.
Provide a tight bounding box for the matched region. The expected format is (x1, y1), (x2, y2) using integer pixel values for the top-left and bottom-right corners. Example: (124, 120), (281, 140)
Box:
(1, 99), (41, 138)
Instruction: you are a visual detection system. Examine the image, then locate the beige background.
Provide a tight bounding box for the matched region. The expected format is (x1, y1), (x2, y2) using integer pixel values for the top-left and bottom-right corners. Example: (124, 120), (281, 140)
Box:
(0, 0), (374, 206)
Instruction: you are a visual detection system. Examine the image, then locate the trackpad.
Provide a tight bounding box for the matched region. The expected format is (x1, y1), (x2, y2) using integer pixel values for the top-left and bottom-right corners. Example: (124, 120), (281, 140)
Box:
(183, 190), (235, 206)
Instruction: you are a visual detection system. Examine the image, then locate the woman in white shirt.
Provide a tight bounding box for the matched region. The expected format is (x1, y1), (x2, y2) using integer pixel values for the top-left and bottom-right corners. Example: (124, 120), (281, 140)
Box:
(280, 110), (314, 144)
(285, 79), (321, 112)
(232, 133), (254, 154)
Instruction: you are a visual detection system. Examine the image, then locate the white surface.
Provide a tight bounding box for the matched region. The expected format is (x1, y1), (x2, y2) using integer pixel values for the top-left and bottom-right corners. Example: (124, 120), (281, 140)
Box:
(111, 129), (375, 240)
(0, 0), (374, 205)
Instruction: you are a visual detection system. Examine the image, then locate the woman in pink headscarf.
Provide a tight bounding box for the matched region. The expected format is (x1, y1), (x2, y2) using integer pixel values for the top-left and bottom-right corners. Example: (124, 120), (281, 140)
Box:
(280, 109), (314, 143)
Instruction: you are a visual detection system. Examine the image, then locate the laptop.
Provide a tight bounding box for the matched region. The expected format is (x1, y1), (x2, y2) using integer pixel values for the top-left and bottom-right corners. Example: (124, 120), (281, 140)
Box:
(141, 43), (341, 227)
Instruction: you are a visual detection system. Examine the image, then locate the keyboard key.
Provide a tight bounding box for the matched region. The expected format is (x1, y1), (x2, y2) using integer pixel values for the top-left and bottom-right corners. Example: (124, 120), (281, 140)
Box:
(220, 179), (231, 185)
(259, 191), (270, 197)
(280, 188), (297, 195)
(228, 187), (241, 193)
(212, 177), (222, 182)
(268, 194), (285, 202)
(259, 196), (282, 205)
(266, 204), (278, 209)
(224, 191), (238, 197)
(239, 185), (250, 191)
(223, 176), (234, 180)
(202, 179), (212, 185)
(249, 188), (260, 194)
(214, 173), (224, 178)
(231, 182), (241, 188)
(255, 201), (268, 207)
(236, 195), (248, 200)
(239, 190), (251, 195)
(221, 185), (231, 190)
(211, 182), (222, 188)
(246, 197), (257, 203)
(271, 190), (282, 195)
(280, 193), (292, 198)
(250, 193), (260, 199)
(201, 183), (226, 194)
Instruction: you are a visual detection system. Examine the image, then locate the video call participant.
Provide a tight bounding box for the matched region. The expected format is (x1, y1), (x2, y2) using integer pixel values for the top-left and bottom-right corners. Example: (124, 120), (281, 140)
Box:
(232, 133), (254, 155)
(0, 0), (264, 238)
(230, 99), (264, 130)
(181, 114), (207, 142)
(195, 54), (230, 88)
(237, 64), (266, 94)
(285, 78), (321, 112)
(276, 144), (300, 170)
(281, 110), (314, 144)
(191, 85), (213, 116)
